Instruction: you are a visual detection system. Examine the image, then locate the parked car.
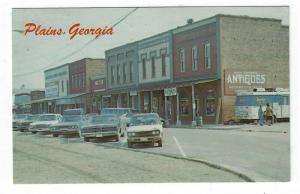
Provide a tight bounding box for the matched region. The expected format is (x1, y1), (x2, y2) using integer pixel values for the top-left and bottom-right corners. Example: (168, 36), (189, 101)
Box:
(17, 114), (40, 132)
(80, 114), (120, 142)
(13, 114), (31, 130)
(29, 114), (62, 134)
(101, 108), (138, 137)
(126, 113), (163, 148)
(50, 114), (86, 137)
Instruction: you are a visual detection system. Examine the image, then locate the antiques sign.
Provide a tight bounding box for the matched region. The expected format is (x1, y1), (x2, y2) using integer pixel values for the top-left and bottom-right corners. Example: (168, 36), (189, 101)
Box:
(224, 70), (267, 95)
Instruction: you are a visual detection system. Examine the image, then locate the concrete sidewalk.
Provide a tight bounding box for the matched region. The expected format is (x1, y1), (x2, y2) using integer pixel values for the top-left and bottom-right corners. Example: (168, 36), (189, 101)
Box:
(168, 122), (290, 133)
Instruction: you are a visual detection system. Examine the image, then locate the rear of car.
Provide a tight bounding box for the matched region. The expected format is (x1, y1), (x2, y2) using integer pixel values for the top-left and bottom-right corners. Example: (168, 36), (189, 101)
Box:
(126, 113), (163, 148)
(17, 114), (40, 132)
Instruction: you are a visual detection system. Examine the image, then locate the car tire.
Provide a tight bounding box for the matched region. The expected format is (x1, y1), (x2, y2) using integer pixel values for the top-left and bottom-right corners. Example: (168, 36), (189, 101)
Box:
(127, 142), (132, 148)
(115, 135), (119, 142)
(84, 137), (90, 142)
(53, 134), (59, 137)
(32, 131), (37, 134)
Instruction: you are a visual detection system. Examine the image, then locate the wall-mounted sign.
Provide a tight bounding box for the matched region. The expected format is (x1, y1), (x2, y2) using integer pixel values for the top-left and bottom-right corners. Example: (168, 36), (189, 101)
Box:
(164, 87), (177, 96)
(224, 70), (267, 95)
(45, 83), (59, 98)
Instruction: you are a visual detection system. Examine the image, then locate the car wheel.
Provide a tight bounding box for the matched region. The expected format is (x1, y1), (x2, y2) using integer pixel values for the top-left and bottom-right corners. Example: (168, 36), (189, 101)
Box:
(32, 131), (37, 134)
(127, 142), (132, 148)
(115, 135), (119, 142)
(53, 134), (59, 137)
(84, 137), (90, 142)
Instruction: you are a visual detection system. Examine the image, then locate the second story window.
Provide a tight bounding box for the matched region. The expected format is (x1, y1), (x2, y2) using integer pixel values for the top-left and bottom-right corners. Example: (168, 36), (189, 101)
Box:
(82, 72), (85, 87)
(151, 56), (156, 78)
(123, 63), (127, 83)
(142, 58), (146, 80)
(117, 64), (121, 84)
(180, 48), (186, 72)
(111, 66), (114, 85)
(129, 61), (133, 83)
(192, 46), (198, 71)
(61, 80), (64, 92)
(161, 53), (166, 77)
(205, 42), (211, 69)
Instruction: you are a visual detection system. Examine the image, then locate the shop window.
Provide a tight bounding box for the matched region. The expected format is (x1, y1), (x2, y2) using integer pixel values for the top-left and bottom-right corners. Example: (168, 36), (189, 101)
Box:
(204, 42), (211, 69)
(192, 46), (198, 71)
(180, 98), (189, 115)
(205, 90), (216, 116)
(152, 97), (158, 113)
(180, 48), (186, 72)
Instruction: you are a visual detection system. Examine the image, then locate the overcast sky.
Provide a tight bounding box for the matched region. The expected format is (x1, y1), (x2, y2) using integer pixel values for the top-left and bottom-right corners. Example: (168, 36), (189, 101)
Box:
(12, 6), (289, 90)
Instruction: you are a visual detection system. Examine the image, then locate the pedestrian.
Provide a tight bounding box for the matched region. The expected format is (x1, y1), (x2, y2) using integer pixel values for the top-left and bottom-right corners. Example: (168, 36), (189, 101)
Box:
(265, 103), (273, 126)
(258, 105), (264, 126)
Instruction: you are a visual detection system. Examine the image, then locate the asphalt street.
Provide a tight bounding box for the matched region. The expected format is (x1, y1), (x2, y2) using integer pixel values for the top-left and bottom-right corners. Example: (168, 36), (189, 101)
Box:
(108, 123), (290, 182)
(13, 131), (245, 183)
(13, 122), (289, 183)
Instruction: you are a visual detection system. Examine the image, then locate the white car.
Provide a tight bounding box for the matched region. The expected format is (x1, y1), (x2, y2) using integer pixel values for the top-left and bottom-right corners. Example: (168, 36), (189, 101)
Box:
(29, 114), (62, 133)
(126, 113), (163, 148)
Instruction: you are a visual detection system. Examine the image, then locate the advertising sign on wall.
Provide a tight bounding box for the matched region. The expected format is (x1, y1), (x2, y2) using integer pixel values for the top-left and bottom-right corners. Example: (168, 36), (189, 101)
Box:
(45, 83), (59, 98)
(224, 70), (267, 95)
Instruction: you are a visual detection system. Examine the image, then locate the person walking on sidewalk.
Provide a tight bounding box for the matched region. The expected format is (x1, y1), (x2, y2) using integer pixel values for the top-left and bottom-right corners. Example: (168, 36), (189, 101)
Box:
(258, 105), (264, 126)
(266, 103), (273, 126)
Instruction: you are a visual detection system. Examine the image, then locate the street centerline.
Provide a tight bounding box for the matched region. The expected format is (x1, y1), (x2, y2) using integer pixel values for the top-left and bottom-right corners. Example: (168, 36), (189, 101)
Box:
(173, 136), (187, 158)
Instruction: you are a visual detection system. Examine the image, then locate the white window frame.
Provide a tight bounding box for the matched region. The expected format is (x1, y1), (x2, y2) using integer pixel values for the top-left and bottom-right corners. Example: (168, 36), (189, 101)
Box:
(180, 48), (186, 72)
(192, 46), (198, 71)
(204, 42), (211, 69)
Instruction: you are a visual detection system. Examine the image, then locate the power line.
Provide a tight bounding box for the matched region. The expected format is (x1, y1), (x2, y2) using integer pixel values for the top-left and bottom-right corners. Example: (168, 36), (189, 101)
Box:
(13, 8), (138, 77)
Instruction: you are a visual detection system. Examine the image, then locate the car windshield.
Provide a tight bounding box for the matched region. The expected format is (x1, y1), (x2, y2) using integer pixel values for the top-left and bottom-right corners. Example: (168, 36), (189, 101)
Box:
(101, 109), (130, 116)
(62, 115), (82, 122)
(89, 115), (119, 124)
(130, 114), (160, 126)
(26, 115), (39, 121)
(39, 115), (57, 121)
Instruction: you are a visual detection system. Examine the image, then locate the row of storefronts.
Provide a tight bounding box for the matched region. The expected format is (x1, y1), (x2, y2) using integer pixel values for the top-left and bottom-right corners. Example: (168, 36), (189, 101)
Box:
(15, 14), (289, 125)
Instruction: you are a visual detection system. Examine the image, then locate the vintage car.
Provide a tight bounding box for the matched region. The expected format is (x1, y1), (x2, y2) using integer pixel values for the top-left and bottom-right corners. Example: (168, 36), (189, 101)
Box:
(17, 114), (40, 132)
(50, 114), (86, 137)
(80, 114), (120, 142)
(29, 114), (62, 133)
(126, 113), (163, 148)
(13, 114), (31, 130)
(101, 108), (137, 137)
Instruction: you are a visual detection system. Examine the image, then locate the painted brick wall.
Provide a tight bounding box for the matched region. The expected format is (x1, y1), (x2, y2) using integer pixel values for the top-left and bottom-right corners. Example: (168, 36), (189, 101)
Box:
(219, 16), (289, 122)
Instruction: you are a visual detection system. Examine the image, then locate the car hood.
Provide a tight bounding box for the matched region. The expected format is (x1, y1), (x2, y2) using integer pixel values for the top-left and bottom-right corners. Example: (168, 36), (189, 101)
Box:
(31, 121), (58, 125)
(127, 124), (162, 132)
(81, 123), (118, 129)
(52, 122), (81, 127)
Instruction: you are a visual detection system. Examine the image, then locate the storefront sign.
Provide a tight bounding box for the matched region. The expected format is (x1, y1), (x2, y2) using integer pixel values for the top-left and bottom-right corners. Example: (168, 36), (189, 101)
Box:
(224, 70), (267, 95)
(45, 83), (59, 98)
(164, 87), (177, 96)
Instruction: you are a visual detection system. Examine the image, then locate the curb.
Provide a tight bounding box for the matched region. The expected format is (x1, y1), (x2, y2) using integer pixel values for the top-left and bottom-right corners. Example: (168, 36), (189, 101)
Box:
(96, 142), (255, 182)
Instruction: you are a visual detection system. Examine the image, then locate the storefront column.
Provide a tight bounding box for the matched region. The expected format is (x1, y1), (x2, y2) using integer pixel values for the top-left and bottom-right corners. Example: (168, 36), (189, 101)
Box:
(127, 92), (130, 108)
(164, 96), (169, 126)
(137, 92), (141, 112)
(176, 91), (181, 126)
(150, 91), (153, 112)
(192, 84), (196, 126)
